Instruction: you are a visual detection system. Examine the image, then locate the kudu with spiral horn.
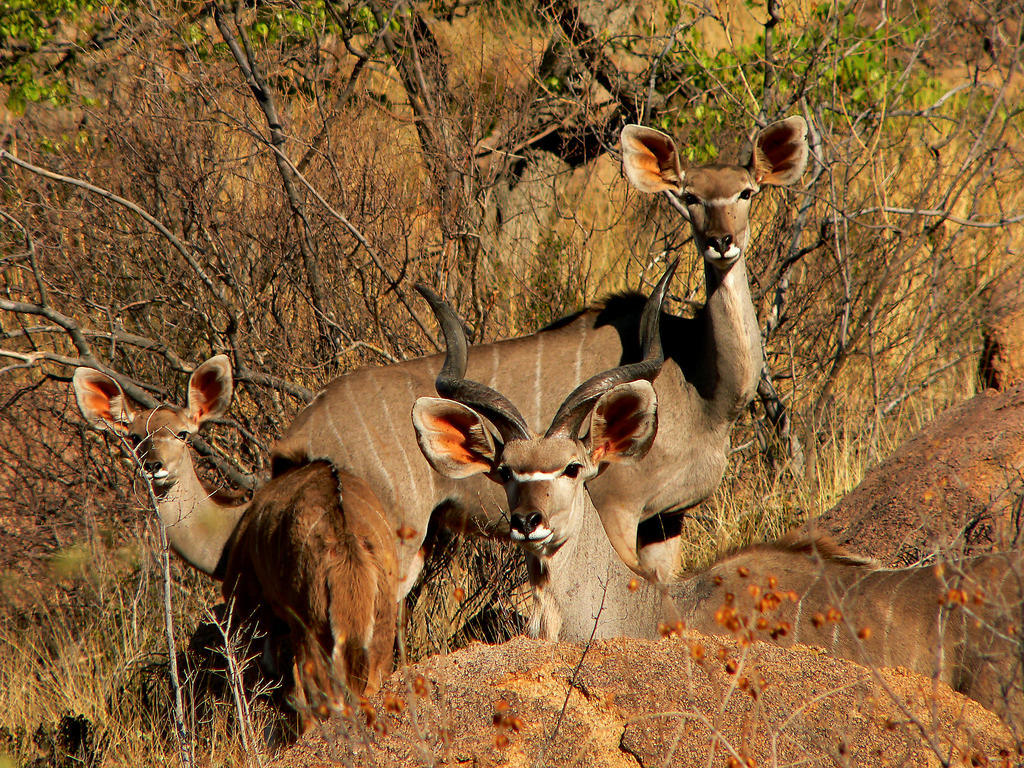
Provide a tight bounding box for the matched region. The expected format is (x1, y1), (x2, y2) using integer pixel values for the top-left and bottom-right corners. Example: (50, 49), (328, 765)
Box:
(412, 264), (675, 639)
(273, 117), (809, 589)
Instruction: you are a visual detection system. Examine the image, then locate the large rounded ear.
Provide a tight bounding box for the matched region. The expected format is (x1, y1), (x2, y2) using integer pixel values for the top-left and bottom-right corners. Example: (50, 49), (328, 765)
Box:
(587, 381), (658, 465)
(621, 125), (685, 194)
(749, 115), (808, 187)
(72, 368), (135, 433)
(412, 397), (497, 479)
(186, 354), (233, 429)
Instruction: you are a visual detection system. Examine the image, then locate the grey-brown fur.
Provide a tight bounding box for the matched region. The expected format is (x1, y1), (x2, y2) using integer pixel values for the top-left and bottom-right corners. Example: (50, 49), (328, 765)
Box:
(669, 536), (1024, 724)
(495, 475), (1024, 723)
(273, 117), (810, 589)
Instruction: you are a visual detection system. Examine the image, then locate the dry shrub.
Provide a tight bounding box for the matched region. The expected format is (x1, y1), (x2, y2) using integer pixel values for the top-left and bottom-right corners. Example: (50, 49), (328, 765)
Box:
(1, 0), (1022, 762)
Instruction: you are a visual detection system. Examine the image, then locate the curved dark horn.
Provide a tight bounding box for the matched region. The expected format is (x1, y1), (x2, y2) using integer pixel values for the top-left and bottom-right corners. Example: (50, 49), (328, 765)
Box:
(544, 260), (677, 439)
(415, 283), (531, 441)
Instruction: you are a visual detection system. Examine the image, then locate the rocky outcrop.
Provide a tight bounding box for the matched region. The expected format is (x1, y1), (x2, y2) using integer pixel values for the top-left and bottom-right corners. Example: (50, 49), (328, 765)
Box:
(803, 385), (1024, 566)
(271, 635), (1015, 767)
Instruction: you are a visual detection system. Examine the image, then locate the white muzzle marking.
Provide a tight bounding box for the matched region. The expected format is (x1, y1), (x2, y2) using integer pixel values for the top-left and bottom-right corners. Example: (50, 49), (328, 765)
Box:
(704, 245), (742, 262)
(510, 525), (553, 545)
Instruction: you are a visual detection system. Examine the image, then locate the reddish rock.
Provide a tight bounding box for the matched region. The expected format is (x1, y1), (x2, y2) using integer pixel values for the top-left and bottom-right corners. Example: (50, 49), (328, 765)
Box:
(271, 635), (1014, 767)
(804, 385), (1024, 566)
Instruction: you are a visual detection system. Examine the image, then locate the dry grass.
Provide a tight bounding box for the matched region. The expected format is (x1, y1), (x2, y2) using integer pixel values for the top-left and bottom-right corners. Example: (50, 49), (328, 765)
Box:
(1, 0), (1022, 764)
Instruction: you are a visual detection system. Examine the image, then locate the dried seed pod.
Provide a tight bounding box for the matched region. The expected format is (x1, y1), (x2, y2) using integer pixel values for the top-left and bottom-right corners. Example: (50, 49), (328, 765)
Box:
(413, 674), (429, 696)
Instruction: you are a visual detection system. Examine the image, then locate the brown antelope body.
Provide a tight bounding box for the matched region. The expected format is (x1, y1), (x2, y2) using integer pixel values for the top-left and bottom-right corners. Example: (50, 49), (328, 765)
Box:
(672, 537), (1024, 724)
(73, 357), (397, 728)
(274, 117), (810, 587)
(223, 460), (397, 721)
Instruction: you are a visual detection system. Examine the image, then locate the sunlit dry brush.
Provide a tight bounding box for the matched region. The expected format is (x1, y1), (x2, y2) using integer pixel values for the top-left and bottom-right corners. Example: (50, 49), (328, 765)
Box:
(2, 1), (1023, 762)
(671, 535), (1024, 726)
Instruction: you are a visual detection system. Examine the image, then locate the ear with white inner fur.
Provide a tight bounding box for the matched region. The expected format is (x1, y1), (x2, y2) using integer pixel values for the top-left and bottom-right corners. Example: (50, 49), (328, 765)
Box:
(587, 381), (658, 465)
(620, 125), (684, 194)
(186, 354), (233, 430)
(749, 116), (809, 187)
(412, 397), (498, 479)
(72, 368), (136, 433)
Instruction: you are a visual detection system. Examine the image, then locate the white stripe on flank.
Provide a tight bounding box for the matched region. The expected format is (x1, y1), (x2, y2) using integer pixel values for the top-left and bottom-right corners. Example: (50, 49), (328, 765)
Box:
(573, 322), (586, 396)
(534, 332), (544, 428)
(512, 470), (561, 482)
(323, 389), (353, 466)
(378, 372), (420, 506)
(488, 343), (500, 391)
(343, 377), (394, 500)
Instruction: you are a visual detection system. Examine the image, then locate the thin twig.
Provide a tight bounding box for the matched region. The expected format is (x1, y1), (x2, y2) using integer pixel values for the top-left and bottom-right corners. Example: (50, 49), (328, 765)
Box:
(531, 583), (607, 768)
(0, 149), (233, 311)
(113, 425), (194, 768)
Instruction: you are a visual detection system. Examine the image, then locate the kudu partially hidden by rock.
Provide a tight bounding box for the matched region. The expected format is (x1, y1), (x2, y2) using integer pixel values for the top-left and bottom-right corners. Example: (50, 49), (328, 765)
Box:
(411, 268), (672, 640)
(671, 537), (1024, 726)
(73, 358), (397, 729)
(271, 116), (809, 590)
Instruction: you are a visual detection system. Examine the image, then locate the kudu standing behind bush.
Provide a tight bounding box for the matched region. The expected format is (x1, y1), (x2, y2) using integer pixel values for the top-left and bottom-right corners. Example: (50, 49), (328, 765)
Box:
(270, 116), (810, 593)
(408, 282), (1023, 722)
(73, 358), (397, 731)
(411, 267), (672, 640)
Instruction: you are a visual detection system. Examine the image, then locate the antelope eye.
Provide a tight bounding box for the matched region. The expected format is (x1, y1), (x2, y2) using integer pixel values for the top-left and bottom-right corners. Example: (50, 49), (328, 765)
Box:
(682, 193), (700, 206)
(739, 188), (753, 200)
(563, 462), (583, 479)
(496, 465), (512, 483)
(125, 433), (141, 447)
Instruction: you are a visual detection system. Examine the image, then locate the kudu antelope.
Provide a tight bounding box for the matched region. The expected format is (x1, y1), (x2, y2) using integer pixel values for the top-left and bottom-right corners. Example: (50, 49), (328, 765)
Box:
(73, 358), (397, 728)
(271, 116), (809, 588)
(670, 537), (1024, 724)
(411, 269), (672, 640)
(406, 290), (1024, 719)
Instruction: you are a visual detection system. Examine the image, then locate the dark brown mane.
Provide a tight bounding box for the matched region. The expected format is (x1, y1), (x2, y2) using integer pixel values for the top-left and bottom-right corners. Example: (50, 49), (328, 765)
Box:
(539, 291), (646, 332)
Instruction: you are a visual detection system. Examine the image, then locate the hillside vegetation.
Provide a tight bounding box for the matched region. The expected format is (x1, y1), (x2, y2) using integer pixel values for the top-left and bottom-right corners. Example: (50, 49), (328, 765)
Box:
(0, 0), (1021, 764)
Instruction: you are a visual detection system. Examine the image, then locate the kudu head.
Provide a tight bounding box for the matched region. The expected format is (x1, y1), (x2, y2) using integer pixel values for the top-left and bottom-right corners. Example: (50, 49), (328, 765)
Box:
(621, 116), (808, 269)
(412, 264), (675, 558)
(73, 355), (233, 493)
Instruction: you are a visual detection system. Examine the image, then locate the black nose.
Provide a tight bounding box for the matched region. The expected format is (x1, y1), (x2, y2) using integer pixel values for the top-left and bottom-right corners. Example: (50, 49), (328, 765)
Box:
(144, 461), (162, 474)
(707, 234), (732, 255)
(511, 511), (544, 536)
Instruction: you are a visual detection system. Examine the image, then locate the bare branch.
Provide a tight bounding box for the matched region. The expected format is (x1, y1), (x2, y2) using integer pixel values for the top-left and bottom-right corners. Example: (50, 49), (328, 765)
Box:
(0, 148), (239, 331)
